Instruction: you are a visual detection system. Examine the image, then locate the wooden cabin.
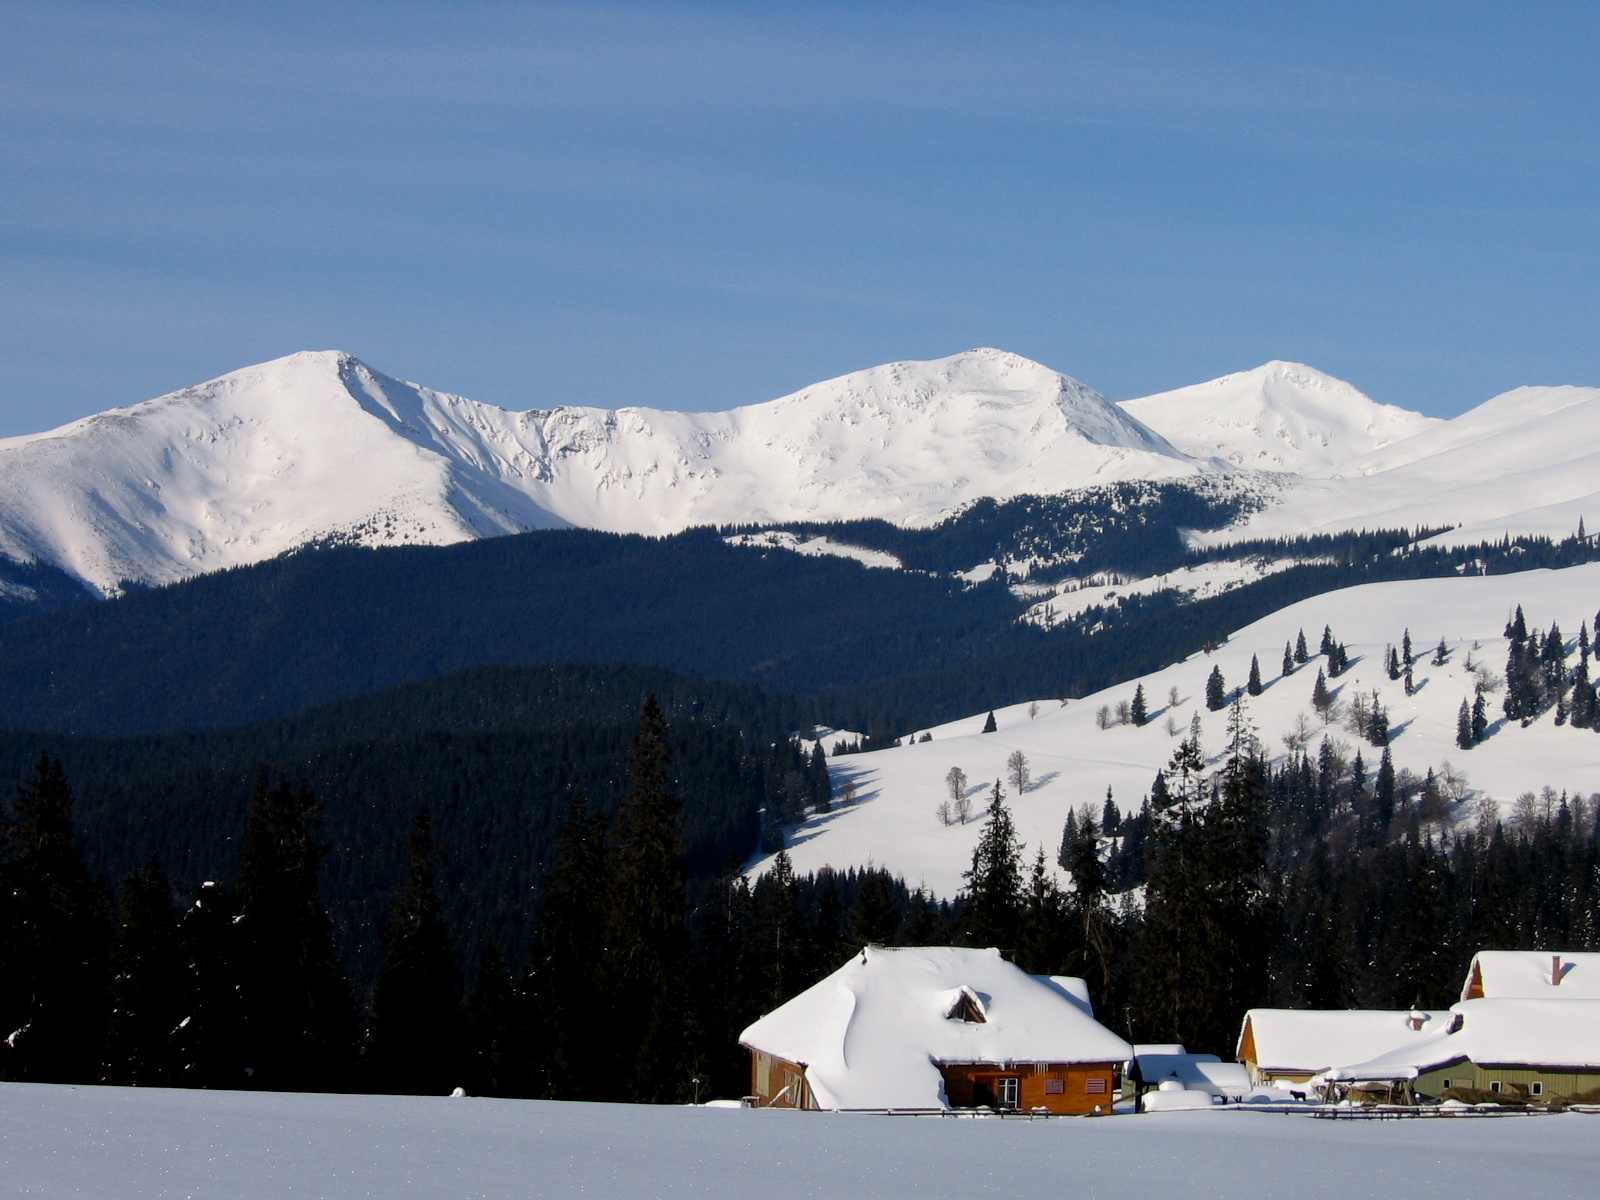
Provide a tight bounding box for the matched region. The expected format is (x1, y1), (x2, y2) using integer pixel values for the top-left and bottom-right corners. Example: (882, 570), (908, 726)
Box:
(1236, 1008), (1447, 1086)
(1324, 997), (1600, 1102)
(740, 946), (1130, 1113)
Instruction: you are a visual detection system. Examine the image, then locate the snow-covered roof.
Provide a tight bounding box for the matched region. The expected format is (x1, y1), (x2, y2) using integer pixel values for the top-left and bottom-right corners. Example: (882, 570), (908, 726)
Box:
(1325, 998), (1600, 1081)
(1239, 1009), (1450, 1074)
(738, 946), (1132, 1109)
(1461, 951), (1600, 1001)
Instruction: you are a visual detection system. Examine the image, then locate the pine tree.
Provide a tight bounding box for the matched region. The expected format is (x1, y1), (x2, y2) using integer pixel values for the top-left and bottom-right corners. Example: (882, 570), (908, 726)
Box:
(1282, 642), (1295, 677)
(601, 695), (690, 1102)
(1456, 699), (1474, 750)
(981, 711), (997, 733)
(807, 744), (832, 814)
(1402, 629), (1414, 666)
(0, 754), (111, 1083)
(1471, 690), (1489, 744)
(1131, 683), (1148, 726)
(1206, 665), (1227, 711)
(368, 806), (461, 1095)
(958, 782), (1022, 949)
(1432, 637), (1449, 667)
(1367, 693), (1390, 747)
(1247, 655), (1263, 697)
(1386, 646), (1401, 681)
(1320, 625), (1335, 657)
(1312, 668), (1331, 717)
(1295, 629), (1310, 664)
(749, 850), (801, 1009)
(1064, 809), (1104, 904)
(235, 772), (355, 1092)
(1373, 749), (1397, 838)
(171, 881), (247, 1090)
(1404, 660), (1414, 696)
(102, 856), (182, 1086)
(1017, 850), (1068, 977)
(1100, 789), (1121, 836)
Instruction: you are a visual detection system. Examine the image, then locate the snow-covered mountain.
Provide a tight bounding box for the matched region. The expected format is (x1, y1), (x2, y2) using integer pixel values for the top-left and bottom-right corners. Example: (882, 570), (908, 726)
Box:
(1118, 361), (1441, 475)
(761, 563), (1600, 895)
(0, 348), (1203, 594)
(1208, 383), (1600, 548)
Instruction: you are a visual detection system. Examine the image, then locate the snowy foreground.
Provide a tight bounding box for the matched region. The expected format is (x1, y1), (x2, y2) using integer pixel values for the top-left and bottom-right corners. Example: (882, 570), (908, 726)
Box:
(5, 1084), (1600, 1200)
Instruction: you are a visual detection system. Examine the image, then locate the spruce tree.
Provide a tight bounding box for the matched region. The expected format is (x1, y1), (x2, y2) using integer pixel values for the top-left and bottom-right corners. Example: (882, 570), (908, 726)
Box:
(1386, 646), (1401, 681)
(1295, 629), (1309, 664)
(531, 791), (609, 1098)
(1373, 749), (1397, 837)
(369, 806), (460, 1095)
(235, 772), (354, 1092)
(1130, 683), (1148, 726)
(1456, 699), (1474, 750)
(1402, 629), (1414, 666)
(1100, 790), (1121, 836)
(1471, 690), (1489, 745)
(1206, 665), (1227, 711)
(0, 754), (111, 1084)
(1432, 637), (1449, 667)
(1247, 655), (1263, 696)
(102, 856), (182, 1086)
(1282, 642), (1295, 678)
(601, 695), (690, 1102)
(958, 782), (1022, 948)
(171, 881), (248, 1090)
(1320, 625), (1335, 657)
(1312, 668), (1331, 717)
(749, 850), (801, 1009)
(1017, 849), (1069, 977)
(981, 711), (997, 733)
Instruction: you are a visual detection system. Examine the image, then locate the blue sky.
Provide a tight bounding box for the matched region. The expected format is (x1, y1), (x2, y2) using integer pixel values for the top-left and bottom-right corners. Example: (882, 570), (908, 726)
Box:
(2, 1), (1597, 434)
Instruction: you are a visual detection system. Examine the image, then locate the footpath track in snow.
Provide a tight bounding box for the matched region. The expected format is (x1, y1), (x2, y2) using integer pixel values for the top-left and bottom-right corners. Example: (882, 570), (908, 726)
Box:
(5, 1083), (1600, 1200)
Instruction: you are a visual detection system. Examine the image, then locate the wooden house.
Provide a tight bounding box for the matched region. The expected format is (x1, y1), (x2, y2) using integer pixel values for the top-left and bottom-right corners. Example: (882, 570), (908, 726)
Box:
(740, 945), (1131, 1113)
(1235, 1008), (1448, 1086)
(1323, 998), (1600, 1101)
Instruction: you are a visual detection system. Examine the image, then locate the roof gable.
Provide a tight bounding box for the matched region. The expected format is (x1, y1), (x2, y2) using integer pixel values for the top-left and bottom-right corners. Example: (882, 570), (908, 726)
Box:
(1462, 951), (1600, 1000)
(1238, 1008), (1449, 1073)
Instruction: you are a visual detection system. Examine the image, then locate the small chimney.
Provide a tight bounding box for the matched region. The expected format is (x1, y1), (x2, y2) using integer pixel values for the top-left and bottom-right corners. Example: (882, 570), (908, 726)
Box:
(1552, 955), (1563, 986)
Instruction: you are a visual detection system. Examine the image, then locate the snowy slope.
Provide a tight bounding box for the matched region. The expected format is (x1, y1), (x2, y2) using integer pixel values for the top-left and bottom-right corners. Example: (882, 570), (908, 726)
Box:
(768, 564), (1600, 896)
(7, 1083), (1600, 1200)
(1119, 361), (1441, 476)
(0, 348), (1202, 593)
(1208, 385), (1600, 548)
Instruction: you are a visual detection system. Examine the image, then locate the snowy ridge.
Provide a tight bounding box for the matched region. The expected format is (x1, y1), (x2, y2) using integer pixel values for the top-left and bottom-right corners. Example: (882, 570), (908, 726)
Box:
(0, 348), (1203, 593)
(763, 564), (1600, 896)
(1119, 361), (1439, 476)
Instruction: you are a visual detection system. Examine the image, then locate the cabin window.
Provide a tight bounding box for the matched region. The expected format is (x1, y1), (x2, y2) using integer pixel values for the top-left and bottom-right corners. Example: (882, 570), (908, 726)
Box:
(1530, 1082), (1544, 1096)
(1086, 1077), (1108, 1094)
(996, 1078), (1019, 1109)
(1489, 1081), (1502, 1094)
(946, 991), (987, 1023)
(1440, 1079), (1450, 1090)
(1044, 1078), (1065, 1095)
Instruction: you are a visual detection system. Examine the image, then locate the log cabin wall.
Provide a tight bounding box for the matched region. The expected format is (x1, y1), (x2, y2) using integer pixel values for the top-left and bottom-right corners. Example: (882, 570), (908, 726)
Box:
(748, 1050), (813, 1109)
(939, 1062), (1118, 1114)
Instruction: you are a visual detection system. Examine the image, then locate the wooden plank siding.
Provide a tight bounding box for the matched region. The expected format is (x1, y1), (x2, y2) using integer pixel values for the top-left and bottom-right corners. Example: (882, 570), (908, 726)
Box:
(749, 1050), (814, 1109)
(1414, 1059), (1600, 1100)
(939, 1062), (1119, 1114)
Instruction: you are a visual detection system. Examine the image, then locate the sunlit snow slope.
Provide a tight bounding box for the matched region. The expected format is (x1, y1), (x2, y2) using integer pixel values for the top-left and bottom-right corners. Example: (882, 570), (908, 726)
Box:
(1119, 361), (1441, 475)
(763, 564), (1600, 896)
(0, 348), (1201, 593)
(1213, 385), (1600, 548)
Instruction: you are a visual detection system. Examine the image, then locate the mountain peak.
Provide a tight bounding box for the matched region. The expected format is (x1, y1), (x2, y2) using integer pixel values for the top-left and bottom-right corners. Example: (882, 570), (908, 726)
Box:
(1120, 362), (1440, 476)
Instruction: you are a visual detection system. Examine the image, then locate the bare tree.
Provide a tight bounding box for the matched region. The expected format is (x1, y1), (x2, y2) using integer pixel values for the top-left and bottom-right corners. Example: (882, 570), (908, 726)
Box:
(945, 765), (968, 803)
(955, 788), (973, 825)
(1095, 705), (1112, 730)
(840, 779), (858, 807)
(1163, 713), (1181, 737)
(936, 799), (953, 826)
(1167, 685), (1181, 709)
(1006, 750), (1031, 794)
(1114, 700), (1131, 725)
(1028, 701), (1040, 720)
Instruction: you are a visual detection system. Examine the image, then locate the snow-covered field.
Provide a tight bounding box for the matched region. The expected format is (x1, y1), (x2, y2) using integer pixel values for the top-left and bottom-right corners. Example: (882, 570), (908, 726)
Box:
(773, 564), (1600, 895)
(5, 1083), (1600, 1200)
